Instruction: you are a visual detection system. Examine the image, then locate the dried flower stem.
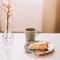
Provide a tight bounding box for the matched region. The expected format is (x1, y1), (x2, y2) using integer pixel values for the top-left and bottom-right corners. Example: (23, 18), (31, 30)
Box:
(6, 1), (10, 41)
(7, 6), (9, 33)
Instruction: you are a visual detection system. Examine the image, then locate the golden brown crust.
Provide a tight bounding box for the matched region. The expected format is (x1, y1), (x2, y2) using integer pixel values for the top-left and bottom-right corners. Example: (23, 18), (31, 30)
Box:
(28, 42), (48, 51)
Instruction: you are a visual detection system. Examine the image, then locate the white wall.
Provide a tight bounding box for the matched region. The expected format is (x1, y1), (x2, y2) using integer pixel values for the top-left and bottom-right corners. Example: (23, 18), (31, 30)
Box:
(0, 0), (44, 32)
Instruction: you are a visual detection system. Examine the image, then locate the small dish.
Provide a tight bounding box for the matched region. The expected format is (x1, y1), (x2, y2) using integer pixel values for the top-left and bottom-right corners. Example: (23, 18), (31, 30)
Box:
(24, 41), (54, 57)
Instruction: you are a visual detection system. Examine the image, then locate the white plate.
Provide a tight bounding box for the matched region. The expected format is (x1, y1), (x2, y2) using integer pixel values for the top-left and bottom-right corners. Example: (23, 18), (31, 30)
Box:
(24, 41), (54, 55)
(44, 42), (54, 53)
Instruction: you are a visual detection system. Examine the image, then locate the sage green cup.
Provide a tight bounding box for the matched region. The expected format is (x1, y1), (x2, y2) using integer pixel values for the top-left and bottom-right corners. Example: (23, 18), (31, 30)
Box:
(25, 28), (39, 42)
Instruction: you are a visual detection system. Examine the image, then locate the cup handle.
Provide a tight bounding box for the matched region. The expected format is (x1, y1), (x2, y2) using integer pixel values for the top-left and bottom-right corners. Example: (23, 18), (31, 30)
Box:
(35, 29), (40, 36)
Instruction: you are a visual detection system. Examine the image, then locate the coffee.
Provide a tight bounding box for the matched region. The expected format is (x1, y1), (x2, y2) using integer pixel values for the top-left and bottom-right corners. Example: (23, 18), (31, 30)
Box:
(25, 28), (35, 31)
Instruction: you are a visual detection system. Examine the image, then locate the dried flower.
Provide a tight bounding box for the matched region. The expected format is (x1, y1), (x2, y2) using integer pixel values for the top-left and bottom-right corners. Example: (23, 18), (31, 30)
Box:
(2, 0), (15, 19)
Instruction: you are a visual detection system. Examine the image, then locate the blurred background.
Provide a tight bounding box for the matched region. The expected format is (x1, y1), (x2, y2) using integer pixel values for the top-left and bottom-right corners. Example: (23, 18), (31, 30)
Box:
(0, 0), (60, 33)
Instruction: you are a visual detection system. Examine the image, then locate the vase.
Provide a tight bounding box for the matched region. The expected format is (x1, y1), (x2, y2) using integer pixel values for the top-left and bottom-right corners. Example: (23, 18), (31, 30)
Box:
(2, 18), (13, 45)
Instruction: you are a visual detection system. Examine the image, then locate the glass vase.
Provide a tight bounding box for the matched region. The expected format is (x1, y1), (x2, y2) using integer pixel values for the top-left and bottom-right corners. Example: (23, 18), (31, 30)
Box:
(2, 19), (13, 45)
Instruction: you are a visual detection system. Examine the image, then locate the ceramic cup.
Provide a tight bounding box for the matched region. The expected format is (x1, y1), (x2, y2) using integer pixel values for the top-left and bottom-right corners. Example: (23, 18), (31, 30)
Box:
(25, 28), (39, 42)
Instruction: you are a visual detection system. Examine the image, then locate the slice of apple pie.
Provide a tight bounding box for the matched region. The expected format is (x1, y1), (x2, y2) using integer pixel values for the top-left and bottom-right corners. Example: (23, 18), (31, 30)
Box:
(28, 42), (48, 51)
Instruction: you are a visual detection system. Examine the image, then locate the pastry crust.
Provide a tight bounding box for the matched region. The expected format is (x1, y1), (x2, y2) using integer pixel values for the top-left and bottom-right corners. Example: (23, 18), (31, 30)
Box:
(28, 42), (48, 51)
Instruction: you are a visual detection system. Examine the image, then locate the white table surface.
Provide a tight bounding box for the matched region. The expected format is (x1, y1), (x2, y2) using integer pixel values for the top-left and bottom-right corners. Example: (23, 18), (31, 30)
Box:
(0, 33), (60, 60)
